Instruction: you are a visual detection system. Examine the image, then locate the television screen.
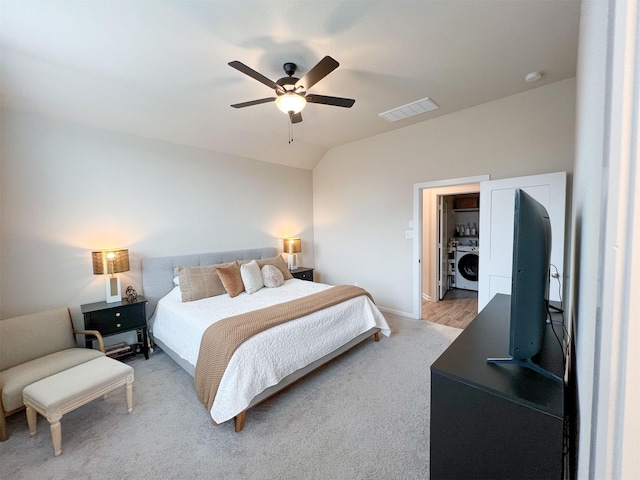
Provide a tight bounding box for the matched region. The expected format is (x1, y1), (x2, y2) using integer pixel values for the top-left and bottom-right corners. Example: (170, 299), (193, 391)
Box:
(488, 189), (561, 383)
(509, 189), (552, 360)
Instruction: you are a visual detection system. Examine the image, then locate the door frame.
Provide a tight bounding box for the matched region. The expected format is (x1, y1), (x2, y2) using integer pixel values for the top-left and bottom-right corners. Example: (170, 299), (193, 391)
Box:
(437, 195), (448, 301)
(413, 175), (489, 319)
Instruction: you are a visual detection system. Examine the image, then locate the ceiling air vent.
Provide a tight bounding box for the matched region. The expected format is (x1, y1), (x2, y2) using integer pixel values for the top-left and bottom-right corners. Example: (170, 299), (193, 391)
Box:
(378, 97), (439, 123)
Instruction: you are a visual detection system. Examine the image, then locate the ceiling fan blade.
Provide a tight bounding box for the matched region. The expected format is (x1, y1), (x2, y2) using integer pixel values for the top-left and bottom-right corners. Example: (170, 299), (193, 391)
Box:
(289, 112), (303, 124)
(295, 56), (339, 91)
(231, 97), (276, 108)
(228, 61), (285, 93)
(305, 94), (355, 108)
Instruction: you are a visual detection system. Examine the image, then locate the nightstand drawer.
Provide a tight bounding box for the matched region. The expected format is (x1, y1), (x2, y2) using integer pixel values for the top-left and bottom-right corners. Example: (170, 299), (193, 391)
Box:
(294, 270), (313, 281)
(290, 267), (314, 282)
(86, 306), (144, 335)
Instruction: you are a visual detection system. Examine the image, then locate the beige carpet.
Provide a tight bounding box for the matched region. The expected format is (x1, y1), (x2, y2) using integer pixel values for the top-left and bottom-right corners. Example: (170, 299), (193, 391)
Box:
(0, 313), (461, 480)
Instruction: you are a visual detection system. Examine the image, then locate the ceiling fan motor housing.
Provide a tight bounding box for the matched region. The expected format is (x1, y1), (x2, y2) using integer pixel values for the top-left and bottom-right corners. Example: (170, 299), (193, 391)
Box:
(283, 62), (297, 76)
(277, 63), (301, 94)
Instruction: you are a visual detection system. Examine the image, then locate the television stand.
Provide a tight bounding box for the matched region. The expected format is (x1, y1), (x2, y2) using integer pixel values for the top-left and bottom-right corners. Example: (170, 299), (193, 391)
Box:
(430, 294), (565, 479)
(487, 356), (563, 383)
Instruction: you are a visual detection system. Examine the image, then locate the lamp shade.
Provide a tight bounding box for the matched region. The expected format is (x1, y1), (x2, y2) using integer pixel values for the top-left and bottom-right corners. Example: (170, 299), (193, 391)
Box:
(283, 238), (301, 255)
(92, 249), (130, 275)
(275, 92), (307, 114)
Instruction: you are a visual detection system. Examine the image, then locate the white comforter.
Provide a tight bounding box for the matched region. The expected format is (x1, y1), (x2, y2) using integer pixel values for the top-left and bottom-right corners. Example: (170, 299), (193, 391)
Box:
(151, 279), (390, 423)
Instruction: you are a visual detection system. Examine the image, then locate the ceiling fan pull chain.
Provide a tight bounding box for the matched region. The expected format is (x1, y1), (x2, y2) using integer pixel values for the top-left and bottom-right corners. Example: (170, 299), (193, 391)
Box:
(288, 112), (294, 143)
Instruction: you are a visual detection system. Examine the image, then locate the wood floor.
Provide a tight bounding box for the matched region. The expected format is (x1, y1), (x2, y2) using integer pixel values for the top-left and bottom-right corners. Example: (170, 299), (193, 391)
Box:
(422, 288), (478, 330)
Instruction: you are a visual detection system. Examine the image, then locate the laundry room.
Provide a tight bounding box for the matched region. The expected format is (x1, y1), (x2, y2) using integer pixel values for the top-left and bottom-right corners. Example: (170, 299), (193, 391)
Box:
(445, 194), (480, 292)
(420, 185), (481, 328)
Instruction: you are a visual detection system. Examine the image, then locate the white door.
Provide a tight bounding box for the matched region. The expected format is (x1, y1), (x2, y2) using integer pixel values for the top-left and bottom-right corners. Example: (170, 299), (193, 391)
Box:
(478, 171), (567, 311)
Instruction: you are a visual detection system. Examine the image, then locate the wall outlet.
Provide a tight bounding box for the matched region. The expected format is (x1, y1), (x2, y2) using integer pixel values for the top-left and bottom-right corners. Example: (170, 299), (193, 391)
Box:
(405, 230), (414, 238)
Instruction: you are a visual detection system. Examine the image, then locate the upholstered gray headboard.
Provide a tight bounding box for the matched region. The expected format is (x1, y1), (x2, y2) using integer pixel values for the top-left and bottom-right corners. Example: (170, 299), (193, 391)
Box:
(141, 247), (278, 317)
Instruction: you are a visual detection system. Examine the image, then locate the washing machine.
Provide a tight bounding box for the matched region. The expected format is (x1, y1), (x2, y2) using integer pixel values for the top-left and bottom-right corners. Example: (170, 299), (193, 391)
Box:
(455, 246), (479, 291)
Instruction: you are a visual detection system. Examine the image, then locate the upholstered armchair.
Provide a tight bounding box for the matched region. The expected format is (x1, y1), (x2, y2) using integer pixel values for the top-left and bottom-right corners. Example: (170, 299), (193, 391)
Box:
(0, 307), (105, 441)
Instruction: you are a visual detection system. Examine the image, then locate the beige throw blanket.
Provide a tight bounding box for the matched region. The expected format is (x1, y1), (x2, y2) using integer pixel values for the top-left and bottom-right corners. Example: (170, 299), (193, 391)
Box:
(195, 285), (373, 412)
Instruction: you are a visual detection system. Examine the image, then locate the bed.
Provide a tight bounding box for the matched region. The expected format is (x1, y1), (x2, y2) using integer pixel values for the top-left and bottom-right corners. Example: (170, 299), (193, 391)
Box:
(142, 247), (390, 431)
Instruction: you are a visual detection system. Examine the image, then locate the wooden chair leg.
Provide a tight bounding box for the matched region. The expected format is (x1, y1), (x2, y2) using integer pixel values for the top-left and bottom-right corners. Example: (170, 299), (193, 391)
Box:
(234, 411), (246, 432)
(0, 411), (8, 442)
(50, 420), (62, 456)
(125, 382), (133, 414)
(26, 406), (37, 437)
(43, 411), (63, 456)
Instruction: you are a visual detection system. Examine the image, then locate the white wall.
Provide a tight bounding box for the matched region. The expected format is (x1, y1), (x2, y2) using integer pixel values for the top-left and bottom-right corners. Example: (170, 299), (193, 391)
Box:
(313, 79), (576, 315)
(571, 0), (608, 475)
(572, 0), (640, 477)
(0, 112), (314, 326)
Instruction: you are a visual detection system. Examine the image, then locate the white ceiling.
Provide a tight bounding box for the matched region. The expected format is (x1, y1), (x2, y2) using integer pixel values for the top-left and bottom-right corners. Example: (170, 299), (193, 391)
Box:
(0, 1), (581, 170)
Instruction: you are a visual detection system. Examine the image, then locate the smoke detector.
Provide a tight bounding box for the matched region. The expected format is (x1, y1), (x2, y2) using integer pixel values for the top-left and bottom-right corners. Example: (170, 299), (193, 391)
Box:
(525, 71), (543, 83)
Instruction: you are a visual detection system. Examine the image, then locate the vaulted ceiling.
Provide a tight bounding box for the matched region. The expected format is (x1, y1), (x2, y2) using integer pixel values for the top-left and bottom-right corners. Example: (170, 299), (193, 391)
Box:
(0, 1), (581, 169)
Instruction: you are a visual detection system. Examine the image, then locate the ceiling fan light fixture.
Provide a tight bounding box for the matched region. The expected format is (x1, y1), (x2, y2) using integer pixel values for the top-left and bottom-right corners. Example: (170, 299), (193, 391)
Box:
(275, 92), (307, 114)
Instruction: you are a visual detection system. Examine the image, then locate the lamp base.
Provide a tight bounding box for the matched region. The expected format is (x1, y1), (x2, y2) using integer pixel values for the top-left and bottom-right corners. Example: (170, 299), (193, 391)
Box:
(106, 276), (122, 303)
(288, 254), (297, 271)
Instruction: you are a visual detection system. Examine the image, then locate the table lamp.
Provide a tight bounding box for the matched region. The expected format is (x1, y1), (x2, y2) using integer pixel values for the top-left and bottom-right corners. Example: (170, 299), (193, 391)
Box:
(92, 249), (130, 303)
(283, 238), (301, 270)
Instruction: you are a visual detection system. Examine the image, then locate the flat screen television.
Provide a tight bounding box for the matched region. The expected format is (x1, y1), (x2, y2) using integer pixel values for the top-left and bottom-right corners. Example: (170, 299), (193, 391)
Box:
(487, 189), (562, 383)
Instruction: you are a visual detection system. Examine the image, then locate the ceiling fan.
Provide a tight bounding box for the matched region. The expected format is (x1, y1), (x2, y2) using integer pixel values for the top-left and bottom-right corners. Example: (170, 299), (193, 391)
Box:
(228, 56), (355, 124)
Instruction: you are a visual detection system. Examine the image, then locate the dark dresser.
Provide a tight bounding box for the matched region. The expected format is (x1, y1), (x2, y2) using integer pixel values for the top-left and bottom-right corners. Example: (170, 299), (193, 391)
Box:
(430, 294), (565, 479)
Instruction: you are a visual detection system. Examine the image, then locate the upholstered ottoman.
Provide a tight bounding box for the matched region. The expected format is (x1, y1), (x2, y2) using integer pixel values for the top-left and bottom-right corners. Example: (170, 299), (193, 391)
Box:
(22, 356), (134, 456)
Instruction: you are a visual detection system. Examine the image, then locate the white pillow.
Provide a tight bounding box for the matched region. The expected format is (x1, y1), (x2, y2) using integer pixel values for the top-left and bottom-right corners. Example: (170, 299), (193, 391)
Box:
(240, 259), (264, 294)
(262, 264), (284, 288)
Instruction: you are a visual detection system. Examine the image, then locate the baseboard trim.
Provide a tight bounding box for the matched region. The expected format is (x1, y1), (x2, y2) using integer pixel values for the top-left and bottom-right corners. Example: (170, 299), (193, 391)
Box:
(377, 306), (416, 319)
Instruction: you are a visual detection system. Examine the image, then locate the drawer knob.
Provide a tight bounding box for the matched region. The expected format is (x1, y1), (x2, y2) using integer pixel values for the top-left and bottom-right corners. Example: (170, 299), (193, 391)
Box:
(116, 323), (121, 328)
(115, 312), (121, 317)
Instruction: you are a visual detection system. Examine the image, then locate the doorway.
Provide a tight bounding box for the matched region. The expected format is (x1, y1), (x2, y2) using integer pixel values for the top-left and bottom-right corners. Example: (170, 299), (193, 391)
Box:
(422, 188), (481, 327)
(413, 172), (567, 322)
(412, 175), (489, 321)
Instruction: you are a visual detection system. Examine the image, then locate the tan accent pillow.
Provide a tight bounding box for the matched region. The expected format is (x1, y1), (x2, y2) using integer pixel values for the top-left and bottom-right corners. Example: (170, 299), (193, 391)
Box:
(261, 264), (284, 288)
(257, 256), (293, 280)
(216, 262), (245, 298)
(175, 265), (227, 302)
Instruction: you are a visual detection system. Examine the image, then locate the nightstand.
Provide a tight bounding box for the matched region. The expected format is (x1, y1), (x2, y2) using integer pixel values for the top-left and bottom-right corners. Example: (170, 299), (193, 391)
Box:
(81, 296), (149, 360)
(290, 267), (314, 282)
